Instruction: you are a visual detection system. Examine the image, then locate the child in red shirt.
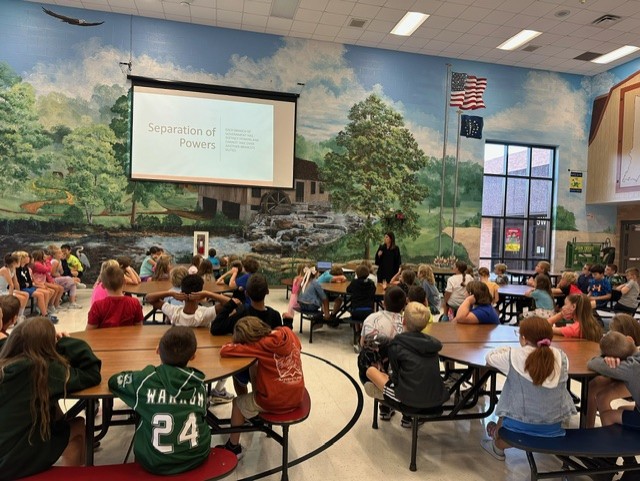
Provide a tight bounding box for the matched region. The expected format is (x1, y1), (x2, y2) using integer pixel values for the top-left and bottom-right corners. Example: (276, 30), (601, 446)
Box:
(218, 317), (304, 459)
(87, 265), (143, 329)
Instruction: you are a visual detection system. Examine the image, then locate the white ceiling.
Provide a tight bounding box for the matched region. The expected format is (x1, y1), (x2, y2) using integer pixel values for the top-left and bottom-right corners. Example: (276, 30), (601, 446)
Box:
(26, 0), (640, 76)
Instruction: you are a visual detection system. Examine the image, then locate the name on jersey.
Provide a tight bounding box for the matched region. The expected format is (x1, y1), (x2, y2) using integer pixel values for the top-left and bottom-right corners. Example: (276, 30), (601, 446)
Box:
(146, 389), (205, 408)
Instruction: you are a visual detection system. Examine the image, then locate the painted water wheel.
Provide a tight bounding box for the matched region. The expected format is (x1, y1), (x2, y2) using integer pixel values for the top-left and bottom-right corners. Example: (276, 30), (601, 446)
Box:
(260, 190), (291, 214)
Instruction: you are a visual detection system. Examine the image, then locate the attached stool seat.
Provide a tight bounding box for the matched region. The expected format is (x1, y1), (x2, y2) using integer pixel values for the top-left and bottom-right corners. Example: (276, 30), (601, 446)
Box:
(258, 387), (312, 481)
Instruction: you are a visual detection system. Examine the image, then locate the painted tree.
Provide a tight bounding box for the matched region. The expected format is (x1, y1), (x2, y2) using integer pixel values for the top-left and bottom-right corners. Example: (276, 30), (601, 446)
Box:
(62, 124), (126, 224)
(322, 94), (428, 259)
(110, 94), (168, 227)
(0, 77), (49, 193)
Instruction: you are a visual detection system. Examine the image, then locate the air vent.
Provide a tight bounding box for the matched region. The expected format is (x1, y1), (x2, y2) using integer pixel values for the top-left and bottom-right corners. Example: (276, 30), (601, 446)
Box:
(348, 18), (367, 28)
(591, 14), (622, 27)
(574, 51), (603, 61)
(554, 9), (570, 18)
(522, 45), (540, 52)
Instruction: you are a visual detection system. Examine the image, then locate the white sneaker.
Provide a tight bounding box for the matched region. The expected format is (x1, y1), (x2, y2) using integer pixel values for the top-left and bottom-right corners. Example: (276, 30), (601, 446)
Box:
(48, 306), (57, 313)
(480, 438), (505, 461)
(363, 381), (384, 400)
(68, 302), (83, 309)
(77, 283), (87, 289)
(209, 389), (235, 405)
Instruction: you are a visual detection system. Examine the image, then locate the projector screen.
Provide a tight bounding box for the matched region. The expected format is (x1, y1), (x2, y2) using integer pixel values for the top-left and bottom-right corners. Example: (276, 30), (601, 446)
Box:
(129, 77), (297, 188)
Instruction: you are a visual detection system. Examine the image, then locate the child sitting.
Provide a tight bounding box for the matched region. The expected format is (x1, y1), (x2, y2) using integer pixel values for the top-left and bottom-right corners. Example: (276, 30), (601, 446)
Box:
(0, 317), (101, 479)
(197, 259), (215, 282)
(139, 246), (161, 281)
(60, 244), (86, 285)
(317, 266), (347, 324)
(165, 266), (189, 306)
(547, 293), (603, 342)
(482, 316), (577, 461)
(586, 316), (640, 428)
(0, 254), (29, 323)
(211, 273), (283, 335)
(347, 264), (377, 348)
(87, 265), (143, 329)
(364, 302), (448, 428)
(109, 326), (211, 474)
(117, 256), (141, 285)
(478, 267), (500, 305)
(208, 248), (221, 271)
(453, 281), (500, 325)
(188, 255), (203, 275)
(417, 264), (441, 315)
(587, 264), (612, 310)
(151, 254), (172, 281)
(90, 259), (118, 306)
(216, 260), (243, 286)
(0, 295), (20, 337)
(218, 316), (305, 459)
(493, 263), (509, 286)
(613, 267), (639, 314)
(359, 286), (406, 421)
(297, 266), (331, 323)
(524, 274), (555, 316)
(391, 267), (417, 296)
(145, 274), (230, 328)
(587, 330), (640, 427)
(526, 261), (550, 287)
(552, 271), (582, 300)
(282, 264), (305, 326)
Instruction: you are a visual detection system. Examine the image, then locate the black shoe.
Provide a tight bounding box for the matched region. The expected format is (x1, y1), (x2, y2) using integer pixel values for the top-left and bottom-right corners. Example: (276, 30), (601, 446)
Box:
(379, 405), (395, 421)
(401, 415), (426, 428)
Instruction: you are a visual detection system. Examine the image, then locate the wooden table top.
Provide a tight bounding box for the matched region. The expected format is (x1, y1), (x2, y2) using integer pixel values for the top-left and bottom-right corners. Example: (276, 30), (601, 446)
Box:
(439, 339), (600, 376)
(122, 280), (231, 296)
(422, 322), (577, 344)
(72, 347), (254, 398)
(320, 281), (385, 296)
(71, 325), (232, 351)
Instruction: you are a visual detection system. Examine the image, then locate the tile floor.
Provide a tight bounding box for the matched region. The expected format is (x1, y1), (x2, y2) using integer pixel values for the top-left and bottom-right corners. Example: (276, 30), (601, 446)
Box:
(49, 287), (599, 481)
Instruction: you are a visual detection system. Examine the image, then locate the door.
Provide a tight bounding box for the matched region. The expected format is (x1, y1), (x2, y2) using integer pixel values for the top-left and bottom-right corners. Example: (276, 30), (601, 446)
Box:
(621, 221), (640, 270)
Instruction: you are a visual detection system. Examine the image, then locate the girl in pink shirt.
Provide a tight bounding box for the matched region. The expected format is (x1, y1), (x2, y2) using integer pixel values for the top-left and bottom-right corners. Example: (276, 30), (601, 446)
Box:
(547, 293), (603, 342)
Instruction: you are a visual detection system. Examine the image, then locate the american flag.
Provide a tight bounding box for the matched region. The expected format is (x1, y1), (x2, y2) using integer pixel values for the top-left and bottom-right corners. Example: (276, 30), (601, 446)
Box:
(450, 72), (487, 110)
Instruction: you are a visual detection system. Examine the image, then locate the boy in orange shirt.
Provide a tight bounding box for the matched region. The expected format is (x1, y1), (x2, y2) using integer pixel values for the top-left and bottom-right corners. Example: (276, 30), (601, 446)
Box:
(218, 316), (304, 459)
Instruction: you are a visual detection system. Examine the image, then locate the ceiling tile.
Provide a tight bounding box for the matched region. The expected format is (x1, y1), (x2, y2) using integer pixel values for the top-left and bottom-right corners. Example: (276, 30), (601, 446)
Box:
(367, 18), (396, 32)
(350, 3), (381, 18)
(244, 1), (271, 15)
(319, 11), (348, 26)
(298, 0), (329, 11)
(374, 7), (406, 22)
(337, 27), (363, 39)
(458, 6), (492, 21)
(267, 16), (293, 29)
(291, 19), (316, 31)
(315, 23), (341, 35)
(326, 0), (355, 15)
(217, 9), (243, 22)
(295, 8), (321, 22)
(243, 13), (268, 26)
(446, 18), (477, 33)
(217, 0), (243, 12)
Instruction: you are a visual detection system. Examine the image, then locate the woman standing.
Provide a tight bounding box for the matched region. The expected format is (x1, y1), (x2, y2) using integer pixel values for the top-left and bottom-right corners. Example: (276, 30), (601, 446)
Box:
(375, 232), (401, 283)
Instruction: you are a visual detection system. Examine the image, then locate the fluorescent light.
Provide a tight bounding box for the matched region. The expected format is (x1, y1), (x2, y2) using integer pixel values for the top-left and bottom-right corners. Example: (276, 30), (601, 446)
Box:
(390, 12), (429, 36)
(497, 30), (542, 51)
(592, 45), (640, 64)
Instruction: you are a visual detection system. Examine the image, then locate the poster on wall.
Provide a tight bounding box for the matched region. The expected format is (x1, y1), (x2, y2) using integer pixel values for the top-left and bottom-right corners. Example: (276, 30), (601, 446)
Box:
(570, 171), (583, 193)
(505, 228), (522, 252)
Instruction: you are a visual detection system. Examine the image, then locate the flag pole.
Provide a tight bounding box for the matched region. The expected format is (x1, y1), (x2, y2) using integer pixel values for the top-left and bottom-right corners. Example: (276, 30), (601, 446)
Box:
(451, 109), (462, 256)
(438, 63), (452, 257)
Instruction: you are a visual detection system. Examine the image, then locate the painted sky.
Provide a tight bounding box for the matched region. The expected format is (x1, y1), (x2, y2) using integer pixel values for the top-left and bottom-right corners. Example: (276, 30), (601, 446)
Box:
(1, 0), (626, 232)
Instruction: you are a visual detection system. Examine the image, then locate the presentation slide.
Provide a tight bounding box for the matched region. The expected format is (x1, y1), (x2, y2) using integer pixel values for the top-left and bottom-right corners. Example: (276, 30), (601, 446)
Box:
(130, 83), (296, 188)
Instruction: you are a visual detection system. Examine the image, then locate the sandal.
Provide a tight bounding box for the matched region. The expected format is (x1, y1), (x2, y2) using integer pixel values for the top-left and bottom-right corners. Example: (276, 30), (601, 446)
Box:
(486, 421), (498, 439)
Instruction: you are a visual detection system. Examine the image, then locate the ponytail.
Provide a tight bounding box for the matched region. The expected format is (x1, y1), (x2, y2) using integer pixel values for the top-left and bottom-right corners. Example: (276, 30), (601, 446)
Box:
(520, 316), (557, 385)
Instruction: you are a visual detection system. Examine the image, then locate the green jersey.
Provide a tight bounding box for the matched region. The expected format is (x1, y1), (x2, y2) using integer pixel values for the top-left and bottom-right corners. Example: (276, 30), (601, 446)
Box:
(109, 364), (211, 475)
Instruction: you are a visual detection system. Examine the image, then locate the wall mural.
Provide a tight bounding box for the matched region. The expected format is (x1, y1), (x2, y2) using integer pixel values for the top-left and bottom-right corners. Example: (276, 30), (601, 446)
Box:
(0, 0), (618, 281)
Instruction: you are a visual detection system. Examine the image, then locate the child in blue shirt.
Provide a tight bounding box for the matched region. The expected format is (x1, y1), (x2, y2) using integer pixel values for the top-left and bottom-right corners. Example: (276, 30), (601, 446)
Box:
(525, 275), (555, 311)
(316, 266), (347, 324)
(588, 264), (612, 310)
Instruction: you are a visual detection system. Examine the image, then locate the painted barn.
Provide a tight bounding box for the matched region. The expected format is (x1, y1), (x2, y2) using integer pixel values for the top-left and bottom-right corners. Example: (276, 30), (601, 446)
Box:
(197, 157), (330, 220)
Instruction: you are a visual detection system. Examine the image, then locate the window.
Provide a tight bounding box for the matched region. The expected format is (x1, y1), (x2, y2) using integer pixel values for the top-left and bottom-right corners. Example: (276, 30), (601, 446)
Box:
(319, 182), (324, 194)
(479, 142), (555, 270)
(251, 188), (261, 198)
(311, 181), (316, 195)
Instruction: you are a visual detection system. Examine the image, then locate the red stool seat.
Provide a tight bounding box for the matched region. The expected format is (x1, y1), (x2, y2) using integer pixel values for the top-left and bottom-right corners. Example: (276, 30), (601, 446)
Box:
(22, 447), (237, 481)
(259, 389), (311, 425)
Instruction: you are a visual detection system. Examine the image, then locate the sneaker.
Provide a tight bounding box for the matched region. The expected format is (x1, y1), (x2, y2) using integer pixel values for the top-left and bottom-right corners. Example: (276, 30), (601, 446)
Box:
(480, 438), (505, 461)
(401, 415), (427, 429)
(77, 283), (87, 289)
(379, 406), (395, 421)
(353, 343), (361, 354)
(48, 314), (59, 325)
(363, 382), (384, 400)
(48, 306), (57, 313)
(68, 302), (83, 310)
(210, 389), (234, 405)
(216, 440), (244, 460)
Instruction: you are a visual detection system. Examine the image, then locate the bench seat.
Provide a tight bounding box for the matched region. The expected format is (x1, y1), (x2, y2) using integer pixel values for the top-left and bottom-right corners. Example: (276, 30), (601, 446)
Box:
(500, 425), (640, 480)
(22, 447), (237, 481)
